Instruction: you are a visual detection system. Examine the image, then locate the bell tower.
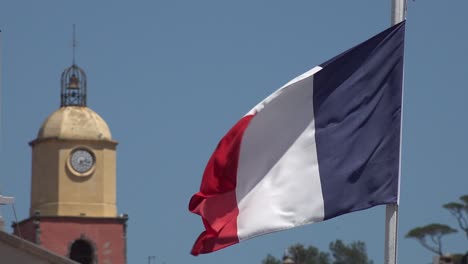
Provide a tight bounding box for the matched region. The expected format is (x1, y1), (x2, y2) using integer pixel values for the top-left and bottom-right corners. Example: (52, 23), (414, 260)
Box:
(29, 63), (118, 218)
(13, 31), (128, 264)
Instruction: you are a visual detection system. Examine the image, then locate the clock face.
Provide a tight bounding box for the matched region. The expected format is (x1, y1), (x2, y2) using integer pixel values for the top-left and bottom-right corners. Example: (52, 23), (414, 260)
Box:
(70, 149), (95, 173)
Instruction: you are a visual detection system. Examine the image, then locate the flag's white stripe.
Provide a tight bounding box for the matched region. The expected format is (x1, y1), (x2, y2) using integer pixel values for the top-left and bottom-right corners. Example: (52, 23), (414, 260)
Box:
(245, 66), (323, 116)
(236, 67), (324, 241)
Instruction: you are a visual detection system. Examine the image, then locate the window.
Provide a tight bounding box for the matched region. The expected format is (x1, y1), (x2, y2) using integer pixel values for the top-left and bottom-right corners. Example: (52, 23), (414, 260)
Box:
(69, 239), (94, 264)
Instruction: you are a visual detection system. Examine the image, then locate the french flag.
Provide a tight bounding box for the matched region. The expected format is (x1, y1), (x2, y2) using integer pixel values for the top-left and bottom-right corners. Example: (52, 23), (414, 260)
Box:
(189, 21), (405, 256)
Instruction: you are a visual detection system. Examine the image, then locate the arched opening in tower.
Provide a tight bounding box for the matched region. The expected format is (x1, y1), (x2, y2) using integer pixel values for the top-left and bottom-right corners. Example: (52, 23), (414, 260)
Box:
(69, 239), (95, 264)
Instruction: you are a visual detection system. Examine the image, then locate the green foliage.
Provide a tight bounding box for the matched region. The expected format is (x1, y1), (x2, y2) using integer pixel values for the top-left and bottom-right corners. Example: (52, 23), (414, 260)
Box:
(263, 254), (282, 264)
(329, 240), (373, 264)
(261, 240), (372, 264)
(443, 195), (468, 239)
(406, 224), (457, 238)
(444, 202), (464, 211)
(460, 195), (468, 207)
(406, 223), (457, 255)
(286, 243), (330, 264)
(406, 194), (468, 260)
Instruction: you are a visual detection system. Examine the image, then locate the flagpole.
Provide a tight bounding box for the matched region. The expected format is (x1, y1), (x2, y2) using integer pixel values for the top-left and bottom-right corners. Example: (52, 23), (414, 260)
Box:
(391, 0), (406, 26)
(384, 204), (398, 264)
(385, 1), (406, 264)
(0, 29), (2, 152)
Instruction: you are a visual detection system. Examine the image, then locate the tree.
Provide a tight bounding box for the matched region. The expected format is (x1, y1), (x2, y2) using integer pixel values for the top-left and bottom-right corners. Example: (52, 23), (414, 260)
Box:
(405, 223), (457, 256)
(260, 241), (372, 264)
(329, 240), (373, 264)
(263, 254), (282, 264)
(443, 194), (468, 239)
(284, 243), (330, 264)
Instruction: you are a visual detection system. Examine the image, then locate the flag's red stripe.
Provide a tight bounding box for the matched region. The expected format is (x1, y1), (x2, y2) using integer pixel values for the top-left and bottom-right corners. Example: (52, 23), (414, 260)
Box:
(189, 115), (254, 255)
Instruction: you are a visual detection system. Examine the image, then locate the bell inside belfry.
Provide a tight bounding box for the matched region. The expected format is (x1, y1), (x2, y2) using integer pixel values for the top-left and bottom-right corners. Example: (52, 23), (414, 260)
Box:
(68, 74), (79, 89)
(61, 64), (87, 107)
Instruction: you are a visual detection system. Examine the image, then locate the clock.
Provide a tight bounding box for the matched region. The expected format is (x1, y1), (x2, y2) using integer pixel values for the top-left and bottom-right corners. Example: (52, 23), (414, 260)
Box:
(69, 149), (95, 174)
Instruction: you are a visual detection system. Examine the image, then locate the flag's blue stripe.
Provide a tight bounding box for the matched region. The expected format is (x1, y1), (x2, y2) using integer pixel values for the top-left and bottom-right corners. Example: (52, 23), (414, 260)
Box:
(313, 22), (406, 220)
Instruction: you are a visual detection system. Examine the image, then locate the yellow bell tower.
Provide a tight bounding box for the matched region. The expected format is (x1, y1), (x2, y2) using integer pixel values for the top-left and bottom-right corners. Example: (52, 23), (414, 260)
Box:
(14, 30), (127, 263)
(14, 63), (128, 263)
(29, 64), (118, 218)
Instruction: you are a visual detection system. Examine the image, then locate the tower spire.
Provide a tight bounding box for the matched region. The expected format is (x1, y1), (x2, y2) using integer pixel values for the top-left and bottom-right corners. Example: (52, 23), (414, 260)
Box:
(72, 24), (77, 65)
(61, 25), (87, 107)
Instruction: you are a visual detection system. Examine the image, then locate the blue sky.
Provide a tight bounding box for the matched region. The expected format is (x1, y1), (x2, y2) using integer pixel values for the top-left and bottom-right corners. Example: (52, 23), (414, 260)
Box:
(1, 1), (467, 263)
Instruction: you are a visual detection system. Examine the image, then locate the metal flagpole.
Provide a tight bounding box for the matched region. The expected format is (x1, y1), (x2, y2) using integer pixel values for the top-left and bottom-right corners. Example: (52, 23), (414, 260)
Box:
(391, 0), (406, 26)
(0, 29), (2, 162)
(385, 1), (406, 264)
(385, 204), (398, 264)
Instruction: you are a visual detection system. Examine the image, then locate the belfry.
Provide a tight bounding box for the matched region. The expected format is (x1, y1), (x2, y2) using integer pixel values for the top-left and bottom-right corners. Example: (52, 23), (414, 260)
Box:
(13, 58), (128, 264)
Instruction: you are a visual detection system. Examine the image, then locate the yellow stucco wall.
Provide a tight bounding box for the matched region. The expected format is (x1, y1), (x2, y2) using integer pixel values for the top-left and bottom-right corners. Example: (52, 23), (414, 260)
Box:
(30, 138), (118, 217)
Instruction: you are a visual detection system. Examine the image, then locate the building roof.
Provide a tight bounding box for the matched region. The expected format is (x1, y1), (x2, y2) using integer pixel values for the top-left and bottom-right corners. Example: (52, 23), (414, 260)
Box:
(37, 106), (112, 141)
(0, 231), (78, 264)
